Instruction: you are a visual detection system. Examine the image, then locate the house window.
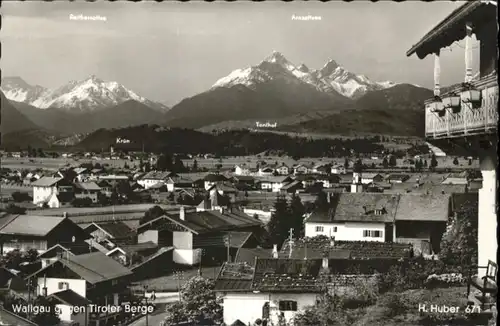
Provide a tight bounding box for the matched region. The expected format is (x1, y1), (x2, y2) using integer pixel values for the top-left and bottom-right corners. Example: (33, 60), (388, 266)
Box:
(332, 227), (338, 232)
(315, 226), (324, 232)
(58, 282), (69, 290)
(279, 300), (297, 311)
(374, 209), (384, 215)
(363, 230), (383, 238)
(112, 279), (118, 286)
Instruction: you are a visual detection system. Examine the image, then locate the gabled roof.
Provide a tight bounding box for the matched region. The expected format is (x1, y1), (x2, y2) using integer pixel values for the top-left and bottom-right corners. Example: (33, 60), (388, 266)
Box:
(48, 289), (91, 306)
(406, 1), (496, 59)
(307, 193), (399, 223)
(73, 168), (88, 175)
(361, 173), (383, 179)
(192, 231), (254, 248)
(107, 241), (158, 256)
(164, 209), (262, 235)
(234, 248), (273, 264)
(75, 182), (101, 191)
(31, 177), (63, 187)
(0, 215), (66, 236)
(84, 221), (133, 239)
(395, 194), (450, 221)
(0, 308), (38, 326)
(29, 252), (132, 284)
(204, 174), (228, 182)
(140, 171), (172, 180)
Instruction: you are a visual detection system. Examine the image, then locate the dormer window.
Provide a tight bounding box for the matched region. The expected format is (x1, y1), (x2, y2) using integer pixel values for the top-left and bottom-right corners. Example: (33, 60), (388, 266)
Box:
(374, 208), (385, 215)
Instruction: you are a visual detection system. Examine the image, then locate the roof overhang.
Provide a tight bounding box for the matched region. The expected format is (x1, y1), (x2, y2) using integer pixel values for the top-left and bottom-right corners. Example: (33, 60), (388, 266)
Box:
(407, 1), (497, 59)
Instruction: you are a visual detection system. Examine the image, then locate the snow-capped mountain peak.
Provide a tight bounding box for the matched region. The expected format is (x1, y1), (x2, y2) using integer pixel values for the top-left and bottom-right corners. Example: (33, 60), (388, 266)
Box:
(1, 76), (49, 103)
(1, 75), (169, 113)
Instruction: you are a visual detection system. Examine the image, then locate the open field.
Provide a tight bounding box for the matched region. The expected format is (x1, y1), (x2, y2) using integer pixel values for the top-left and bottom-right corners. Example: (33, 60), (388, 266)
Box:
(0, 155), (478, 173)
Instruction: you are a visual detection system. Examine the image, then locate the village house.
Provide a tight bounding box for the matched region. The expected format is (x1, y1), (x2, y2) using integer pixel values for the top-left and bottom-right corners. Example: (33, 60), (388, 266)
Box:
(197, 191), (230, 212)
(275, 163), (290, 176)
(304, 193), (399, 241)
(234, 164), (251, 176)
(83, 221), (135, 246)
(208, 183), (238, 201)
(394, 193), (451, 255)
(258, 166), (275, 177)
(316, 175), (341, 189)
(74, 182), (102, 203)
(137, 171), (171, 189)
(295, 175), (319, 189)
(204, 173), (229, 190)
(386, 174), (411, 184)
(258, 176), (293, 193)
(31, 177), (67, 207)
(279, 180), (303, 194)
(136, 206), (263, 266)
(73, 167), (90, 182)
(105, 241), (158, 267)
(27, 252), (133, 326)
(360, 173), (384, 185)
(331, 164), (347, 175)
(165, 174), (194, 192)
(0, 214), (89, 254)
(312, 163), (331, 175)
(231, 175), (255, 190)
(38, 243), (98, 268)
(293, 164), (309, 175)
(215, 258), (325, 326)
(47, 289), (91, 326)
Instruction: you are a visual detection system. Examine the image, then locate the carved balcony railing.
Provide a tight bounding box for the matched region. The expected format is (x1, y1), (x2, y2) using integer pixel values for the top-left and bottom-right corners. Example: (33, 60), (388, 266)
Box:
(424, 74), (498, 139)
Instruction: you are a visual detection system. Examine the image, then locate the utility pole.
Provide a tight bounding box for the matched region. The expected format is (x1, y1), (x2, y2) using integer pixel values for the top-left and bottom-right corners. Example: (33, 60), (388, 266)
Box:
(224, 234), (232, 263)
(143, 285), (149, 326)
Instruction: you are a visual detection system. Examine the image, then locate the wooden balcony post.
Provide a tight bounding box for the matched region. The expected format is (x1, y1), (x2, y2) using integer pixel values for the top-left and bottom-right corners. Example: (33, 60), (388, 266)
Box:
(434, 51), (441, 97)
(465, 22), (474, 83)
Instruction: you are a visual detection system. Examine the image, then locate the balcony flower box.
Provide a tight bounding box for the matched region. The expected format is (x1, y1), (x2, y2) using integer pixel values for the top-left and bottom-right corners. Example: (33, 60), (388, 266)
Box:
(460, 82), (482, 108)
(428, 96), (445, 117)
(442, 94), (461, 113)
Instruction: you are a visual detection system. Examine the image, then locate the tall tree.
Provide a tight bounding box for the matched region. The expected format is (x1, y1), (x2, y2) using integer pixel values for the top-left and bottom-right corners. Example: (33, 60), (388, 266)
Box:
(353, 159), (363, 173)
(173, 156), (187, 173)
(161, 276), (222, 325)
(156, 153), (173, 171)
(382, 157), (389, 168)
(344, 158), (349, 169)
(266, 195), (290, 248)
(289, 195), (306, 238)
(453, 157), (459, 166)
(32, 296), (60, 326)
(314, 191), (329, 212)
(192, 159), (199, 172)
(140, 205), (165, 225)
(388, 155), (397, 167)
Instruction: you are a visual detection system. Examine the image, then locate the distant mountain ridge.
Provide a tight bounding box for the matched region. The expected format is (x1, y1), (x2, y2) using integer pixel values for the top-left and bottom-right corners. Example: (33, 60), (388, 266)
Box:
(1, 75), (169, 113)
(212, 51), (397, 99)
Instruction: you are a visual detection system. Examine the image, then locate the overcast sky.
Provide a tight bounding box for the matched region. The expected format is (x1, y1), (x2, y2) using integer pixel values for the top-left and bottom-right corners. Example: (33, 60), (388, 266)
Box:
(1, 1), (477, 106)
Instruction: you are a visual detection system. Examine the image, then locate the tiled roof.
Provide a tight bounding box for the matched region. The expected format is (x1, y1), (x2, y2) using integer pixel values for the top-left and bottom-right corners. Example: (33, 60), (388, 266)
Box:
(31, 177), (63, 187)
(166, 209), (262, 234)
(281, 180), (302, 190)
(86, 221), (133, 239)
(0, 215), (65, 236)
(387, 174), (410, 181)
(252, 258), (323, 293)
(307, 193), (399, 223)
(395, 193), (450, 221)
(73, 168), (88, 175)
(130, 246), (174, 270)
(280, 240), (351, 260)
(75, 182), (101, 191)
(214, 262), (254, 292)
(451, 193), (479, 212)
(141, 171), (171, 180)
(31, 252), (132, 284)
(362, 173), (383, 179)
(234, 248), (273, 264)
(204, 174), (228, 182)
(48, 289), (91, 306)
(192, 232), (253, 248)
(112, 241), (158, 255)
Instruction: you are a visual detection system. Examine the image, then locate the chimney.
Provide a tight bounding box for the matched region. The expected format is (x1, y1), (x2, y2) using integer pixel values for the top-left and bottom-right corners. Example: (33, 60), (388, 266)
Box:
(63, 212), (67, 218)
(179, 206), (185, 221)
(288, 241), (294, 259)
(327, 192), (331, 203)
(330, 237), (335, 247)
(272, 244), (278, 258)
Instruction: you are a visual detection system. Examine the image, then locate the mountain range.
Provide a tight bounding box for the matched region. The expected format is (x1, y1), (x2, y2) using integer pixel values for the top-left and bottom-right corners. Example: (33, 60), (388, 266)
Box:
(1, 51), (432, 149)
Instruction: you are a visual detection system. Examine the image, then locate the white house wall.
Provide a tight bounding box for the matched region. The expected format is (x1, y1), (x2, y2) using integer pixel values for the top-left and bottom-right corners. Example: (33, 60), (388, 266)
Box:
(37, 277), (87, 298)
(33, 186), (57, 205)
(173, 248), (202, 265)
(221, 292), (317, 326)
(305, 222), (385, 242)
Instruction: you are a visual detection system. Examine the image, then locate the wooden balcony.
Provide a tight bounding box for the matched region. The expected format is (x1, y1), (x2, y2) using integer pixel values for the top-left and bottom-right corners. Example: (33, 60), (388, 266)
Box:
(425, 74), (498, 140)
